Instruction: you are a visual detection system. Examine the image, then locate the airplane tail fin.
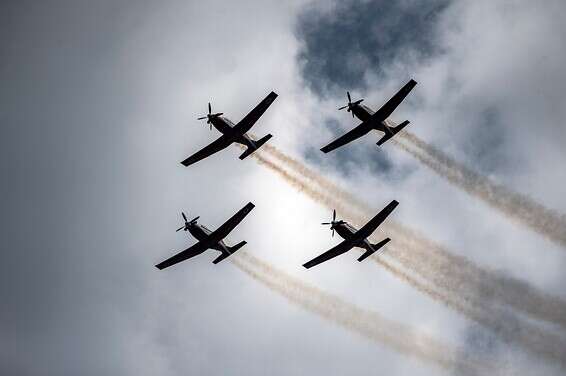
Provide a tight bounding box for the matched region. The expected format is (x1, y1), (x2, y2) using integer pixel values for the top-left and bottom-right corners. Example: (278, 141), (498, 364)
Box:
(212, 241), (247, 264)
(357, 238), (390, 262)
(376, 120), (410, 146)
(239, 134), (273, 160)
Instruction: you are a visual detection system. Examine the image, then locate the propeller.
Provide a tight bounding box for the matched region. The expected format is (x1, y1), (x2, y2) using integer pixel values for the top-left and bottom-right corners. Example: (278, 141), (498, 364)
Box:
(197, 102), (223, 130)
(321, 209), (345, 237)
(338, 91), (364, 118)
(176, 212), (200, 232)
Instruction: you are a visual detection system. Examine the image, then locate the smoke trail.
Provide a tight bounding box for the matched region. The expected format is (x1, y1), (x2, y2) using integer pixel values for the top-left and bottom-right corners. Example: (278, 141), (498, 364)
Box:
(378, 244), (566, 369)
(250, 152), (370, 225)
(387, 228), (566, 331)
(374, 250), (481, 322)
(394, 132), (566, 248)
(230, 251), (490, 375)
(255, 145), (566, 331)
(248, 148), (566, 366)
(249, 152), (445, 303)
(250, 152), (472, 320)
(261, 143), (365, 207)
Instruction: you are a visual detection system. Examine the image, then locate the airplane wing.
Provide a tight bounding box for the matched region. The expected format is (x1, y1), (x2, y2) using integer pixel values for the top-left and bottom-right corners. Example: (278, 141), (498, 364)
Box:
(303, 201), (397, 269)
(303, 239), (356, 269)
(320, 123), (372, 153)
(353, 200), (398, 240)
(180, 135), (233, 166)
(371, 79), (417, 121)
(208, 202), (255, 243)
(232, 91), (278, 134)
(155, 241), (210, 270)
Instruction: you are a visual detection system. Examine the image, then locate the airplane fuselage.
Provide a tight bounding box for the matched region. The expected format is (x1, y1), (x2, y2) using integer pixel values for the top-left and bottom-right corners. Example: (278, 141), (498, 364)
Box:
(350, 104), (390, 132)
(184, 223), (229, 253)
(333, 222), (373, 251)
(350, 104), (373, 122)
(210, 116), (256, 149)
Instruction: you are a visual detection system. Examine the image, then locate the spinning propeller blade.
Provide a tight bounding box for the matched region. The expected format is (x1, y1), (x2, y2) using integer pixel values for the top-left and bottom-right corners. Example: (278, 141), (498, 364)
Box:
(177, 212), (199, 231)
(322, 209), (339, 237)
(197, 102), (223, 129)
(338, 91), (363, 117)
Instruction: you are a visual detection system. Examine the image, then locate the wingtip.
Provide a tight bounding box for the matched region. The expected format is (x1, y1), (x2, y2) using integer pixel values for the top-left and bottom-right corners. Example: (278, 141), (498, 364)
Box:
(376, 138), (389, 147)
(303, 260), (318, 269)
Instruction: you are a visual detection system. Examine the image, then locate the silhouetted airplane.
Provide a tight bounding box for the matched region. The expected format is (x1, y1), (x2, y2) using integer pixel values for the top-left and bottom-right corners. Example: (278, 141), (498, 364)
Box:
(320, 79), (417, 153)
(303, 200), (398, 269)
(156, 203), (255, 269)
(181, 92), (278, 166)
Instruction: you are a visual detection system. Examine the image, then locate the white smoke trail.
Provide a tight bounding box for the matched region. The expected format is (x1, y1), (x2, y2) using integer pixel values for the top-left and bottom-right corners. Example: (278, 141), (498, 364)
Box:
(230, 251), (492, 375)
(247, 148), (566, 366)
(394, 132), (566, 248)
(257, 145), (566, 331)
(378, 243), (566, 369)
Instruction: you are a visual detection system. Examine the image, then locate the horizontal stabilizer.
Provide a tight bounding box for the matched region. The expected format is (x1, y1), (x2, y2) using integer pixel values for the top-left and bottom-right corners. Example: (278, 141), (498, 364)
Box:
(357, 238), (391, 262)
(212, 253), (229, 264)
(239, 134), (273, 160)
(376, 120), (410, 146)
(229, 240), (247, 254)
(212, 241), (247, 264)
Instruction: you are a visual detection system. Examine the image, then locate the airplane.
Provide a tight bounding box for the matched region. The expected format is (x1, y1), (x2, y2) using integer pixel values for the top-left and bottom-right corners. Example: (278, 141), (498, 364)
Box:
(155, 202), (255, 270)
(320, 79), (417, 153)
(303, 200), (398, 269)
(181, 91), (278, 166)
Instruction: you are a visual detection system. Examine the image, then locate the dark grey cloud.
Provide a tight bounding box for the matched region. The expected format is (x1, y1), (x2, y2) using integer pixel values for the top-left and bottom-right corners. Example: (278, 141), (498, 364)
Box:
(453, 322), (500, 376)
(294, 0), (450, 179)
(457, 107), (511, 174)
(295, 0), (450, 96)
(294, 0), (566, 203)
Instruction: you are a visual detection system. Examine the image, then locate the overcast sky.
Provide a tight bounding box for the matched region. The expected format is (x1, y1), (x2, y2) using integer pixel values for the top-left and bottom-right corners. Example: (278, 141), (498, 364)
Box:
(2, 1), (566, 375)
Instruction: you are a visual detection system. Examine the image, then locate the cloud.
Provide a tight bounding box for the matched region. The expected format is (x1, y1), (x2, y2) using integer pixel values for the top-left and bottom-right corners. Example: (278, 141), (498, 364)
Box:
(2, 0), (566, 375)
(0, 1), (316, 375)
(295, 0), (450, 96)
(294, 0), (566, 374)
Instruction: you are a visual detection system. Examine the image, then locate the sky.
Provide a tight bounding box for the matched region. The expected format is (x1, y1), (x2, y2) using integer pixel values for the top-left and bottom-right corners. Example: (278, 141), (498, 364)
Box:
(1, 0), (566, 375)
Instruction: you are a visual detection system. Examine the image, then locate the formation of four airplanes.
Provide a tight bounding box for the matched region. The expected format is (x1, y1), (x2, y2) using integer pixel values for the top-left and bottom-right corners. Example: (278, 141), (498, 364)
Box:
(155, 79), (417, 270)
